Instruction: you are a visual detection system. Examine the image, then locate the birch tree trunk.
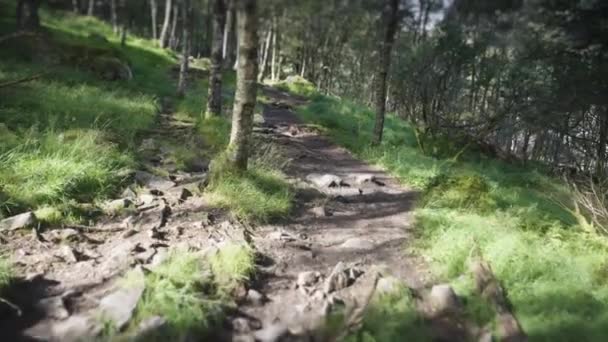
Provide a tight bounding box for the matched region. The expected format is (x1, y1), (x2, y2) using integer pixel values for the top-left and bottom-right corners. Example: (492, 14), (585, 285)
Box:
(222, 0), (236, 67)
(150, 0), (158, 40)
(177, 0), (191, 96)
(159, 0), (172, 48)
(72, 0), (79, 13)
(257, 27), (272, 82)
(228, 0), (258, 171)
(87, 0), (94, 16)
(270, 15), (278, 81)
(205, 0), (226, 118)
(372, 0), (400, 145)
(110, 0), (118, 34)
(169, 1), (180, 49)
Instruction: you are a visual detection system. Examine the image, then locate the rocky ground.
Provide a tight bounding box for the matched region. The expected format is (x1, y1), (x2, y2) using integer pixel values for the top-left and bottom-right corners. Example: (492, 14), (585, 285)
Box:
(0, 85), (481, 341)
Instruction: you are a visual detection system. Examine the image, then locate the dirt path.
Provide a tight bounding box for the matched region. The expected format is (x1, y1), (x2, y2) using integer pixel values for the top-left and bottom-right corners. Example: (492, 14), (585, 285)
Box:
(230, 87), (436, 340)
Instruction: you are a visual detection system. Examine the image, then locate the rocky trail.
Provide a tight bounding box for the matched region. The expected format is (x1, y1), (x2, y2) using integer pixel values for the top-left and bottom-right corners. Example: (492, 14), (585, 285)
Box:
(0, 85), (480, 341)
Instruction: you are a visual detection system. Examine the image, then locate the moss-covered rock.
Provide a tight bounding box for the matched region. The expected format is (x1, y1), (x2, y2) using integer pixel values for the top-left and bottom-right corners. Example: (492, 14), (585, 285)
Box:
(423, 172), (496, 211)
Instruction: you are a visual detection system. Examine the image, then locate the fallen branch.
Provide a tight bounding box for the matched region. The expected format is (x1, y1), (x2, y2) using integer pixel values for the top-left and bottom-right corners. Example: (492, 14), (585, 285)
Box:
(0, 30), (35, 44)
(0, 70), (53, 89)
(64, 224), (125, 233)
(470, 258), (527, 342)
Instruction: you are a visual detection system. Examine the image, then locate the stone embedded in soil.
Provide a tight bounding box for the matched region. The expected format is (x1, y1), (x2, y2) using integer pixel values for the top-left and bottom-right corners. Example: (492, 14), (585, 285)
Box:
(429, 284), (460, 315)
(0, 211), (37, 231)
(253, 322), (289, 342)
(36, 296), (69, 320)
(247, 289), (265, 306)
(339, 237), (375, 250)
(51, 314), (101, 342)
(98, 266), (146, 330)
(59, 245), (79, 263)
(137, 193), (157, 206)
(232, 317), (251, 333)
(354, 174), (377, 184)
(103, 198), (133, 213)
(306, 173), (347, 188)
(310, 205), (332, 217)
(135, 315), (167, 339)
(323, 262), (350, 294)
(297, 271), (321, 287)
(135, 171), (176, 191)
(376, 276), (403, 295)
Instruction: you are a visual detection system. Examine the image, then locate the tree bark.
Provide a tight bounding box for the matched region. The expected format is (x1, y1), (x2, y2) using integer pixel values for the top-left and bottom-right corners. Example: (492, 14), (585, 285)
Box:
(16, 0), (40, 30)
(270, 16), (278, 81)
(110, 0), (118, 34)
(597, 108), (608, 176)
(72, 0), (79, 13)
(177, 0), (191, 96)
(87, 0), (94, 16)
(222, 0), (236, 67)
(150, 0), (158, 40)
(169, 1), (180, 49)
(159, 0), (172, 48)
(227, 0), (258, 171)
(372, 0), (400, 145)
(205, 0), (226, 118)
(257, 26), (272, 82)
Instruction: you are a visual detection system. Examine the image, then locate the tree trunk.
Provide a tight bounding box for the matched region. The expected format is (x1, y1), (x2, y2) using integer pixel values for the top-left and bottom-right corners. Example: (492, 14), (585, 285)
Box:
(227, 0), (258, 171)
(110, 0), (118, 34)
(16, 0), (40, 30)
(159, 0), (172, 48)
(205, 0), (226, 118)
(257, 27), (272, 82)
(372, 0), (400, 145)
(87, 0), (94, 16)
(72, 0), (79, 13)
(177, 0), (191, 96)
(150, 0), (158, 40)
(270, 16), (278, 81)
(169, 1), (180, 49)
(222, 0), (236, 67)
(597, 108), (608, 176)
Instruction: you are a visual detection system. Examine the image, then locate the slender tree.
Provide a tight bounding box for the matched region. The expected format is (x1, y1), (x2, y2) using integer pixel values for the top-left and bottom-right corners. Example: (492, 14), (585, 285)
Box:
(168, 0), (180, 49)
(177, 0), (191, 96)
(227, 0), (258, 170)
(372, 0), (400, 145)
(222, 0), (236, 67)
(159, 0), (172, 48)
(205, 0), (226, 118)
(110, 0), (118, 34)
(72, 0), (79, 13)
(16, 0), (40, 30)
(87, 0), (94, 16)
(150, 0), (158, 40)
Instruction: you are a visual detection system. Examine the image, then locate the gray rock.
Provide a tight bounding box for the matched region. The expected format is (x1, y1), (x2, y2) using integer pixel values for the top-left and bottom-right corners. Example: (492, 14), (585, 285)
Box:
(354, 174), (376, 184)
(0, 212), (37, 231)
(253, 322), (289, 342)
(306, 173), (345, 188)
(98, 267), (146, 330)
(135, 171), (175, 191)
(185, 157), (209, 173)
(324, 262), (350, 294)
(179, 187), (193, 201)
(429, 284), (460, 315)
(310, 206), (331, 217)
(247, 289), (264, 306)
(339, 237), (375, 250)
(297, 271), (321, 287)
(376, 276), (403, 295)
(59, 245), (78, 263)
(138, 193), (157, 206)
(135, 315), (167, 338)
(52, 315), (100, 342)
(104, 198), (132, 213)
(121, 187), (138, 200)
(36, 296), (69, 319)
(232, 317), (251, 333)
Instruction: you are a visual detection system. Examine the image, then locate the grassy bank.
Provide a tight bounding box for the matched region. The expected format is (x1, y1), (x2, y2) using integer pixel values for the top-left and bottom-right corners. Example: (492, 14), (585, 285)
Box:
(295, 93), (608, 341)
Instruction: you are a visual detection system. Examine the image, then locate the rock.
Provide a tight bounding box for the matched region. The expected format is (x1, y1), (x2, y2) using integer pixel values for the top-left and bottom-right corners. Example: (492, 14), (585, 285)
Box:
(323, 262), (350, 294)
(310, 205), (331, 217)
(267, 231), (296, 242)
(88, 32), (108, 43)
(306, 173), (347, 188)
(339, 237), (375, 250)
(135, 171), (175, 191)
(98, 267), (146, 330)
(0, 212), (37, 231)
(104, 198), (132, 213)
(179, 187), (193, 201)
(233, 335), (256, 342)
(138, 193), (157, 206)
(121, 187), (138, 200)
(52, 314), (100, 342)
(47, 228), (80, 243)
(429, 284), (460, 315)
(90, 56), (133, 81)
(59, 245), (79, 263)
(376, 276), (403, 295)
(355, 174), (376, 184)
(247, 289), (264, 306)
(232, 317), (251, 333)
(297, 271), (321, 287)
(135, 316), (167, 338)
(36, 296), (69, 319)
(253, 323), (289, 342)
(185, 157), (209, 173)
(121, 229), (138, 238)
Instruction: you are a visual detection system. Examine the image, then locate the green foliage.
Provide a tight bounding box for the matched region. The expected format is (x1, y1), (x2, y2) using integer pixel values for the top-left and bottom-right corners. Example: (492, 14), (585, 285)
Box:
(297, 93), (608, 341)
(344, 286), (428, 342)
(275, 76), (318, 97)
(209, 243), (255, 291)
(0, 257), (13, 294)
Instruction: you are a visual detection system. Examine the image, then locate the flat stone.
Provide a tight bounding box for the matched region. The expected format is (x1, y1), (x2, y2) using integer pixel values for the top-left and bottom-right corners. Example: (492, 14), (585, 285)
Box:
(138, 193), (157, 206)
(247, 289), (264, 306)
(376, 276), (403, 295)
(306, 173), (345, 188)
(310, 205), (331, 217)
(98, 267), (146, 330)
(297, 271), (321, 287)
(52, 314), (100, 342)
(36, 296), (69, 319)
(59, 245), (78, 263)
(354, 174), (377, 184)
(339, 237), (375, 250)
(430, 284), (460, 315)
(0, 212), (37, 231)
(104, 198), (132, 213)
(135, 171), (175, 191)
(253, 322), (289, 342)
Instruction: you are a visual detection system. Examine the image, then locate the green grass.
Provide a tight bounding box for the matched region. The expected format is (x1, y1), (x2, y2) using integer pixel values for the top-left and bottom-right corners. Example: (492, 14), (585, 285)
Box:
(273, 76), (318, 97)
(0, 6), (176, 221)
(295, 94), (608, 341)
(120, 245), (255, 340)
(0, 257), (13, 294)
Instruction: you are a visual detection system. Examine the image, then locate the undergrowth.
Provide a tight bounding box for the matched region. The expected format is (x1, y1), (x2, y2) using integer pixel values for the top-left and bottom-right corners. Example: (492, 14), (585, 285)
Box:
(295, 93), (608, 341)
